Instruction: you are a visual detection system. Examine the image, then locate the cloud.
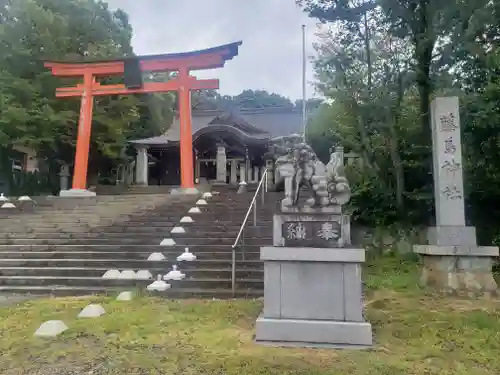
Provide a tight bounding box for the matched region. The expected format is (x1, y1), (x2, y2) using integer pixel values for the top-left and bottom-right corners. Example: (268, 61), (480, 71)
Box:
(104, 0), (319, 100)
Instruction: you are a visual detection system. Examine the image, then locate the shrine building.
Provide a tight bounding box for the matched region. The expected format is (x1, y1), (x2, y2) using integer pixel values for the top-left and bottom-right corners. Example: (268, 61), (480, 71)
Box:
(129, 107), (303, 186)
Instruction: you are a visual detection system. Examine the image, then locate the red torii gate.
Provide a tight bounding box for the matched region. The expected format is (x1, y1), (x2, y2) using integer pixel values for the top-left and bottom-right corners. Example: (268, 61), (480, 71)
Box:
(45, 41), (242, 192)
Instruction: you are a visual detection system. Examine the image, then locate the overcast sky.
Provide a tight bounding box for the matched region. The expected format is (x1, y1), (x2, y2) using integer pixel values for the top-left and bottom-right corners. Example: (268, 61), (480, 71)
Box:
(104, 0), (319, 100)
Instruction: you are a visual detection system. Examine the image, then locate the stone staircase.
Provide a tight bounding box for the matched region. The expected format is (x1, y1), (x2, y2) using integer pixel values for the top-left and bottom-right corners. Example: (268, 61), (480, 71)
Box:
(0, 187), (276, 298)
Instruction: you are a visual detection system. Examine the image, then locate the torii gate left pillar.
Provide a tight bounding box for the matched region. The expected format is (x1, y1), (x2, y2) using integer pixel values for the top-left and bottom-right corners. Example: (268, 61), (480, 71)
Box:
(45, 42), (242, 196)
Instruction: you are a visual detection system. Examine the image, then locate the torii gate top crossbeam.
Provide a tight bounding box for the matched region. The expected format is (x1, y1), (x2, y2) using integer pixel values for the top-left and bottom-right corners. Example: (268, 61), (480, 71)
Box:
(44, 41), (242, 77)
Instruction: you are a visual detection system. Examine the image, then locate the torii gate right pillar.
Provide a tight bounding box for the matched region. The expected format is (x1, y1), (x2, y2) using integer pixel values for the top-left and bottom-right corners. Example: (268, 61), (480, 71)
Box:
(178, 67), (195, 189)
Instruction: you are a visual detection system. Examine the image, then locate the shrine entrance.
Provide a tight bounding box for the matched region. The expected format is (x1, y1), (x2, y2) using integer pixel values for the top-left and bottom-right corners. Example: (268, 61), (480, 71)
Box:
(44, 42), (242, 195)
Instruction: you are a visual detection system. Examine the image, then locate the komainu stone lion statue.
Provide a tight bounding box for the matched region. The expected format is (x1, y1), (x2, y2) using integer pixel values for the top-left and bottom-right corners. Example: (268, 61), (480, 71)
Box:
(270, 134), (351, 211)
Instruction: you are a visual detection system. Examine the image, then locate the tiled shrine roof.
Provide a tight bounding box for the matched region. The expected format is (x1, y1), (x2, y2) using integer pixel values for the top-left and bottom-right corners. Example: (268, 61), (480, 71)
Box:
(129, 107), (303, 146)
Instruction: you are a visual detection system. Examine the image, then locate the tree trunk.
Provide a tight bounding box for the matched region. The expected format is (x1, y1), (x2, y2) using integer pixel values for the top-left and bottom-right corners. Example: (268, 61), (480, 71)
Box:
(389, 121), (405, 212)
(363, 11), (372, 94)
(413, 0), (434, 164)
(416, 63), (432, 144)
(415, 41), (434, 203)
(387, 71), (406, 214)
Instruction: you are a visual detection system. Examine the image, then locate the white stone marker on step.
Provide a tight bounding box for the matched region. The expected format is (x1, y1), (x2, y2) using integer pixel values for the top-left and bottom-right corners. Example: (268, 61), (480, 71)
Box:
(147, 252), (166, 261)
(180, 216), (194, 223)
(188, 207), (201, 214)
(160, 238), (176, 246)
(136, 270), (153, 280)
(18, 195), (32, 201)
(78, 304), (105, 318)
(147, 275), (171, 292)
(171, 226), (185, 234)
(116, 291), (133, 301)
(196, 199), (207, 205)
(164, 265), (185, 281)
(102, 269), (121, 279)
(177, 247), (197, 262)
(119, 270), (137, 280)
(1, 203), (15, 208)
(34, 320), (68, 337)
(202, 192), (213, 199)
(0, 193), (8, 201)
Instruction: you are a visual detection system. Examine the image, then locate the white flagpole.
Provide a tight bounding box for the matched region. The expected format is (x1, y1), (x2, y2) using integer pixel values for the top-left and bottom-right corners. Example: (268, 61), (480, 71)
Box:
(301, 24), (307, 140)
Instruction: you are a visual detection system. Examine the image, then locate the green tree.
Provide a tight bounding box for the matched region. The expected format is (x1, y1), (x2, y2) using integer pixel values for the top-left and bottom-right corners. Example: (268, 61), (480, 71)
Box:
(191, 89), (296, 110)
(0, 0), (143, 183)
(233, 90), (295, 109)
(443, 0), (500, 241)
(300, 0), (500, 236)
(304, 7), (430, 225)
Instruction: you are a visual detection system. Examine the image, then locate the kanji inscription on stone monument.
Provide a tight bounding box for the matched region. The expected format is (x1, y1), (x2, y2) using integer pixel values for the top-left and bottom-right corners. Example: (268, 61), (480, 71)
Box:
(431, 97), (465, 226)
(441, 159), (461, 173)
(286, 222), (307, 240)
(444, 137), (457, 154)
(316, 222), (341, 241)
(439, 112), (458, 132)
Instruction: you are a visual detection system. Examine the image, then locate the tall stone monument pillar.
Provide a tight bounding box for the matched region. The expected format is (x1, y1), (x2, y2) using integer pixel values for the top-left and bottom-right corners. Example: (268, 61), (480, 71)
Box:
(255, 138), (372, 348)
(414, 96), (498, 296)
(135, 146), (149, 186)
(215, 143), (227, 184)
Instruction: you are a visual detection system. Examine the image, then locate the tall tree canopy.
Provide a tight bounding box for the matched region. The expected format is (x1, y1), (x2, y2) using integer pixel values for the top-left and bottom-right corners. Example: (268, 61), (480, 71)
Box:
(0, 0), (173, 181)
(299, 0), (500, 241)
(192, 89), (297, 110)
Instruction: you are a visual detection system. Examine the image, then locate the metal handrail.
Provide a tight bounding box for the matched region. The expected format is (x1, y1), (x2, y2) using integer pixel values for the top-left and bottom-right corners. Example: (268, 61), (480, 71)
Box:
(231, 168), (269, 296)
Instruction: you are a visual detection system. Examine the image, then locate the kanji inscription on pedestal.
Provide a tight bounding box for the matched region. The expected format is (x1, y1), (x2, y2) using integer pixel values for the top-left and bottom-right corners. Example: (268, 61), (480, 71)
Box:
(281, 219), (345, 247)
(431, 97), (465, 226)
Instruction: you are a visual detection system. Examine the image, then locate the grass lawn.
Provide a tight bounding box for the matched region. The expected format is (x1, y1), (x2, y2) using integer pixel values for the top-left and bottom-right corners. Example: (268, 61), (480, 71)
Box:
(0, 255), (499, 375)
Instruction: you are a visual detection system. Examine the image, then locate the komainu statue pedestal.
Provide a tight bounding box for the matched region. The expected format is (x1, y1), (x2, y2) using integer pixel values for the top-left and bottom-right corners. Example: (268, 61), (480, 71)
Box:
(255, 209), (373, 348)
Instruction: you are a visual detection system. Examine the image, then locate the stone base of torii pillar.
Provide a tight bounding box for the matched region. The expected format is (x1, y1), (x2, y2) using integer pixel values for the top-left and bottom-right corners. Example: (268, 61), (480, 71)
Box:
(59, 188), (96, 197)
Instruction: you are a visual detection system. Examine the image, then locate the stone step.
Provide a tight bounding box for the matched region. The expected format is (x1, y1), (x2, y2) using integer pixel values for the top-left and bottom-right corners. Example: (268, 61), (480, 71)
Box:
(0, 237), (270, 245)
(0, 285), (263, 298)
(0, 250), (260, 260)
(0, 201), (192, 213)
(0, 205), (178, 215)
(0, 216), (129, 223)
(0, 244), (261, 252)
(108, 216), (272, 224)
(0, 276), (263, 290)
(0, 189), (277, 299)
(0, 213), (273, 226)
(0, 224), (271, 234)
(0, 203), (267, 212)
(0, 234), (272, 245)
(0, 266), (262, 278)
(0, 230), (271, 240)
(0, 258), (264, 268)
(0, 224), (271, 233)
